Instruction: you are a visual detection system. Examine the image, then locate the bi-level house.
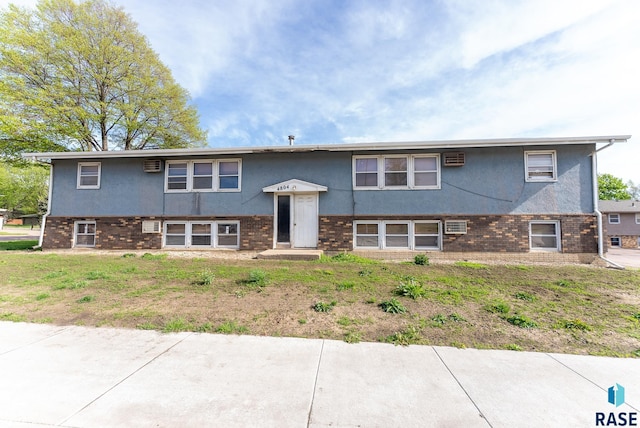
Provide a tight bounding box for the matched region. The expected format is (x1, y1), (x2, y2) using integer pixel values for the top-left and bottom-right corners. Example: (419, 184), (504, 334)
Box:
(25, 135), (629, 261)
(599, 200), (640, 249)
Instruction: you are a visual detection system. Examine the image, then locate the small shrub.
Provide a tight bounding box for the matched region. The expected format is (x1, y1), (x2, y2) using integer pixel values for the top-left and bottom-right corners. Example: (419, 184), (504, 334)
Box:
(379, 298), (406, 314)
(506, 314), (537, 329)
(632, 313), (640, 321)
(121, 253), (136, 258)
(414, 254), (429, 265)
(394, 280), (426, 300)
(431, 314), (447, 325)
(193, 270), (215, 286)
(485, 302), (510, 314)
(505, 344), (522, 351)
(313, 301), (337, 312)
(557, 319), (591, 331)
(514, 292), (535, 302)
(77, 295), (95, 303)
(247, 269), (268, 287)
(384, 325), (421, 346)
(344, 331), (362, 344)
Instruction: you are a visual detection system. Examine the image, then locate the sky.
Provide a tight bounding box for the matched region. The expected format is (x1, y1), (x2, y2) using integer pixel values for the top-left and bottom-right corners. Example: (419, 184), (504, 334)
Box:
(4, 0), (639, 184)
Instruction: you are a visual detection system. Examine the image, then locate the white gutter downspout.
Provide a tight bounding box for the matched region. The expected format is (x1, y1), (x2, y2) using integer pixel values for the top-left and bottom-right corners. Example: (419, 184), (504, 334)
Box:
(592, 140), (625, 269)
(37, 158), (53, 248)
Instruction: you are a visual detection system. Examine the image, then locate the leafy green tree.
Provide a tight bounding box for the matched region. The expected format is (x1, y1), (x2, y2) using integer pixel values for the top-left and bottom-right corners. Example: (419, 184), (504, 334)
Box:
(598, 173), (631, 201)
(0, 161), (49, 216)
(0, 0), (206, 160)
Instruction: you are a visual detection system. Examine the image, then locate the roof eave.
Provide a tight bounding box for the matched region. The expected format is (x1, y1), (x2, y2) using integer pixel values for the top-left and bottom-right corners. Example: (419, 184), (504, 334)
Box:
(22, 134), (631, 161)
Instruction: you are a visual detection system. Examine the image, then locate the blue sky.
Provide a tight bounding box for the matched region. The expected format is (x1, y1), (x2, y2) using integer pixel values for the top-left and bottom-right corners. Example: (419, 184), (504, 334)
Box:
(5, 0), (639, 183)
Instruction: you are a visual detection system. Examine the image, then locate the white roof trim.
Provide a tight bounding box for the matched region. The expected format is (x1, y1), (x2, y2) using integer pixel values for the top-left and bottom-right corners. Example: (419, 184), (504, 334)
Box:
(262, 179), (328, 193)
(22, 135), (631, 161)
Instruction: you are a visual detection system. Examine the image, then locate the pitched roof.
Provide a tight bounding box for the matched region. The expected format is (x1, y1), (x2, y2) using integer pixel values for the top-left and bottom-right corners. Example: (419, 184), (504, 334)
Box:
(598, 200), (640, 213)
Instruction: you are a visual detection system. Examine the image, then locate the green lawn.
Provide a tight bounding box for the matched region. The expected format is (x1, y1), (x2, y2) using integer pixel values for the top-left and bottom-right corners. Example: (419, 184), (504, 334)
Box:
(0, 251), (639, 356)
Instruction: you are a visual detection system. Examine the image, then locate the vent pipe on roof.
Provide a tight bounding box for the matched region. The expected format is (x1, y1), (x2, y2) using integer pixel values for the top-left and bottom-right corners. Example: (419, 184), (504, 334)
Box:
(288, 135), (295, 145)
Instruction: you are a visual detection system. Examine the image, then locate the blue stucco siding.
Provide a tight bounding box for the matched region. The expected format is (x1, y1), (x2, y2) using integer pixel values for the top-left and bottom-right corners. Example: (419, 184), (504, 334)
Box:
(50, 158), (165, 216)
(48, 144), (595, 217)
(351, 144), (595, 215)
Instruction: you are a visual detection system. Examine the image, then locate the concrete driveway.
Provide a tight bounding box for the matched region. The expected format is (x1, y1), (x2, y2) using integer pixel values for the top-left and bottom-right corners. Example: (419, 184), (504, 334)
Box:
(605, 248), (640, 269)
(0, 322), (638, 427)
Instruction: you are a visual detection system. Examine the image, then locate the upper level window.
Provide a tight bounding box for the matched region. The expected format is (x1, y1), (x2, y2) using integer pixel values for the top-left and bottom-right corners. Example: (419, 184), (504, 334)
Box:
(525, 151), (556, 182)
(384, 158), (408, 187)
(219, 161), (240, 189)
(77, 162), (101, 189)
(165, 159), (241, 192)
(353, 154), (440, 190)
(609, 213), (620, 224)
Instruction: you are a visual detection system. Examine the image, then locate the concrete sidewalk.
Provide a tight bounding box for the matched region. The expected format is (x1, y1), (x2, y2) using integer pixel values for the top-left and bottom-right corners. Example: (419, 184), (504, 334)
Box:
(0, 322), (638, 427)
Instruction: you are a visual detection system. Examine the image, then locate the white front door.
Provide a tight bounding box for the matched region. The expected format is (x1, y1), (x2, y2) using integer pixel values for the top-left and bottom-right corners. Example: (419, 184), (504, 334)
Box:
(293, 194), (318, 248)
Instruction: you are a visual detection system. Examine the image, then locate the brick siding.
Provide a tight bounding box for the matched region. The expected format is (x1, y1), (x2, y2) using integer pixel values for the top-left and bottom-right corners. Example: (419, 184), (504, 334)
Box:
(42, 214), (597, 254)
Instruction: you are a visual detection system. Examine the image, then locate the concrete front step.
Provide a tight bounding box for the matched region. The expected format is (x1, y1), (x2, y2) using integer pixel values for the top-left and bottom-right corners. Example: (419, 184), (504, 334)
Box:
(257, 249), (323, 261)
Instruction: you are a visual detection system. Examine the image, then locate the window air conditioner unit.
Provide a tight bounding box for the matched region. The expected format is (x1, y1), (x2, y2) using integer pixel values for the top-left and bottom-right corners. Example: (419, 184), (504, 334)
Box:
(143, 159), (162, 173)
(142, 220), (161, 234)
(443, 152), (465, 167)
(445, 220), (468, 234)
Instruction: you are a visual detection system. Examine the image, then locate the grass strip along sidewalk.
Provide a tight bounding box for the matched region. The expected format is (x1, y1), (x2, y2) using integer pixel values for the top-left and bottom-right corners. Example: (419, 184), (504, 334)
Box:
(0, 251), (639, 357)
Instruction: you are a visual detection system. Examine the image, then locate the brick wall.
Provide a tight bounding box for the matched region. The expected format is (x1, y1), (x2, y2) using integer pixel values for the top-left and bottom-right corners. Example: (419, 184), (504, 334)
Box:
(238, 216), (273, 250)
(320, 214), (597, 253)
(318, 216), (353, 250)
(43, 214), (598, 254)
(42, 215), (273, 251)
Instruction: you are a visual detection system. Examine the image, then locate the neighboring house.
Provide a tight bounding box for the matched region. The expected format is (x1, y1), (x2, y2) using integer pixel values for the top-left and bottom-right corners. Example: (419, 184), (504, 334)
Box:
(24, 135), (629, 260)
(0, 209), (6, 230)
(599, 200), (640, 250)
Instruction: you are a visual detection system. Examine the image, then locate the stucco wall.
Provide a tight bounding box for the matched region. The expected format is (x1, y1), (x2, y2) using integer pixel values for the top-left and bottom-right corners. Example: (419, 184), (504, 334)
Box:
(49, 144), (595, 217)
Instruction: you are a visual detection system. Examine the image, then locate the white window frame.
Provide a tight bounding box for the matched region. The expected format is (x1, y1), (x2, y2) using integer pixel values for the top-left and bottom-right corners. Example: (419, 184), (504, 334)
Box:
(163, 220), (240, 249)
(636, 213), (640, 224)
(74, 221), (96, 247)
(216, 221), (240, 248)
(383, 221), (411, 249)
(352, 154), (440, 190)
(524, 150), (557, 182)
(529, 221), (561, 252)
(353, 222), (381, 248)
(353, 220), (441, 250)
(165, 159), (241, 193)
(77, 162), (101, 189)
(414, 221), (441, 250)
(608, 213), (620, 224)
(164, 221), (188, 247)
(610, 237), (621, 247)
